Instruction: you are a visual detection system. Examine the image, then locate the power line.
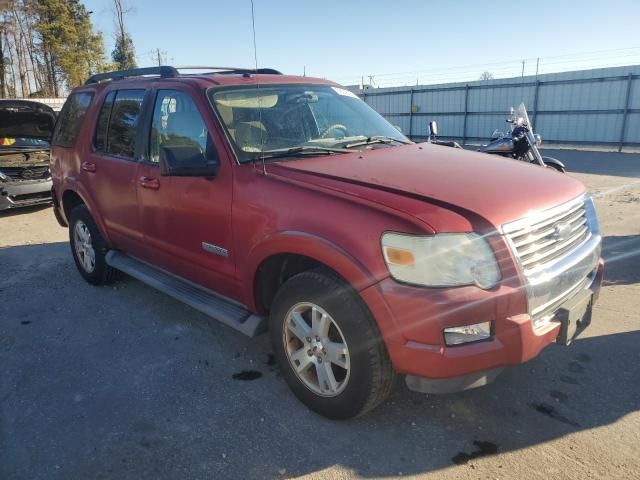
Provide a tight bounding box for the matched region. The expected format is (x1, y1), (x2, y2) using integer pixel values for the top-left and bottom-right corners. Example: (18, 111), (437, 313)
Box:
(333, 46), (640, 88)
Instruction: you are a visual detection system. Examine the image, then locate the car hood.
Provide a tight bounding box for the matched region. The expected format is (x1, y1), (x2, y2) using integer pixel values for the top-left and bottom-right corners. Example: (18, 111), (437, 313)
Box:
(0, 100), (56, 140)
(268, 143), (586, 231)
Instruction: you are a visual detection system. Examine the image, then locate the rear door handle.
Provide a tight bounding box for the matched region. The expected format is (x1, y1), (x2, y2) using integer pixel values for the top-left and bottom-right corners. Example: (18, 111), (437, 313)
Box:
(139, 176), (160, 190)
(81, 161), (96, 172)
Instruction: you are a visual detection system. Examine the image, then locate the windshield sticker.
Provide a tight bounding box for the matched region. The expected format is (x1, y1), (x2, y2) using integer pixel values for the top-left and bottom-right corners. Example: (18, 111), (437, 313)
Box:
(331, 87), (359, 99)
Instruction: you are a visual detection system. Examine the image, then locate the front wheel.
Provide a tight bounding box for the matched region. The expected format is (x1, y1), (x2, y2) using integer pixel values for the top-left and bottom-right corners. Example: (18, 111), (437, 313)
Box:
(269, 269), (395, 419)
(545, 163), (566, 173)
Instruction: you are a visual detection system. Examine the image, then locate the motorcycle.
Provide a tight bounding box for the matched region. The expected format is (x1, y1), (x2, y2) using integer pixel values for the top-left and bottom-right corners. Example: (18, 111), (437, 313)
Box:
(427, 103), (566, 173)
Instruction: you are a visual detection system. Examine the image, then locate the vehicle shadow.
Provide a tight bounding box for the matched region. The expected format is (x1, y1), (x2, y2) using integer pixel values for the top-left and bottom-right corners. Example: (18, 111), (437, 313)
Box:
(0, 203), (51, 218)
(1, 241), (638, 479)
(602, 235), (640, 286)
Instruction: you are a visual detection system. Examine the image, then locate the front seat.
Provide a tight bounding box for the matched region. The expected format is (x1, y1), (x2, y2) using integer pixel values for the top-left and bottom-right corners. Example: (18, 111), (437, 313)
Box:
(235, 121), (267, 152)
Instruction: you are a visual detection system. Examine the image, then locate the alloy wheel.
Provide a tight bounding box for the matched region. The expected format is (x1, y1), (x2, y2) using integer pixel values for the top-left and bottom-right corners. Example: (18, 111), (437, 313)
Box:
(282, 302), (351, 397)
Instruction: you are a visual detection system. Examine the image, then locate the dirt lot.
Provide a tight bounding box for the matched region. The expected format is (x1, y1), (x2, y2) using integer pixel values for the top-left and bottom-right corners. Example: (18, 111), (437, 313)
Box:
(1, 150), (639, 480)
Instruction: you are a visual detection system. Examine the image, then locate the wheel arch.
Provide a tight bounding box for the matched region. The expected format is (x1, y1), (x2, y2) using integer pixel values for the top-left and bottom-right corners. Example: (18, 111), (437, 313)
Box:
(61, 186), (111, 246)
(247, 231), (382, 315)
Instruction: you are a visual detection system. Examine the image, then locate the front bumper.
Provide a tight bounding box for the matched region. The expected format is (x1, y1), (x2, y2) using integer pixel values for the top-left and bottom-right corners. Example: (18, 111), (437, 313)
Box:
(360, 257), (604, 392)
(0, 179), (52, 210)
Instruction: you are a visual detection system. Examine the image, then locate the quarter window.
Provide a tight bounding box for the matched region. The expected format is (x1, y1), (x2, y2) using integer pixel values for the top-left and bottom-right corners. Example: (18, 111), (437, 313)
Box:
(149, 90), (213, 163)
(52, 92), (93, 147)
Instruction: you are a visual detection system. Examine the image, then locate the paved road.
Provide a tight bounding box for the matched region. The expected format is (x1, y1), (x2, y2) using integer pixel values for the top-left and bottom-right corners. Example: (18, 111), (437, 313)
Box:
(1, 150), (639, 479)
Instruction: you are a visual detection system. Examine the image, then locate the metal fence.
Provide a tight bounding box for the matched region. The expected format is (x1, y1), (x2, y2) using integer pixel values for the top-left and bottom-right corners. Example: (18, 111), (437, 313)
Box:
(355, 65), (640, 152)
(10, 97), (67, 112)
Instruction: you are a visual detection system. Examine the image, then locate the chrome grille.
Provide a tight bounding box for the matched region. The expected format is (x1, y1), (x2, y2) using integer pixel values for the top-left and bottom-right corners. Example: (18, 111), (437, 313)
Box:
(503, 194), (601, 329)
(504, 197), (591, 275)
(0, 166), (50, 181)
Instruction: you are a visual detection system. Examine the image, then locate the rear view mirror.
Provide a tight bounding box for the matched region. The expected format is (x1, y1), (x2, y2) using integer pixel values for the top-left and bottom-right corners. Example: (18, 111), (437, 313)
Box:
(428, 120), (438, 137)
(159, 145), (219, 177)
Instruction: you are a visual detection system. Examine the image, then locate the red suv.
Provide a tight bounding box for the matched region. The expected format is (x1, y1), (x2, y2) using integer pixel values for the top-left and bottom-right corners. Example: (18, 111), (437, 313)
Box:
(50, 66), (604, 419)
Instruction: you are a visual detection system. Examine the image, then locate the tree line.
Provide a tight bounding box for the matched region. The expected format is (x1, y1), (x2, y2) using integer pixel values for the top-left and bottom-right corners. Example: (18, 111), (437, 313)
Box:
(1, 0), (137, 98)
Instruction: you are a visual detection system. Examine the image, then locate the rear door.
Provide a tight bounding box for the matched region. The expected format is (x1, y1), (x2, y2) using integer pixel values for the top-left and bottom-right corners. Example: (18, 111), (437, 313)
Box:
(136, 86), (236, 298)
(84, 89), (148, 256)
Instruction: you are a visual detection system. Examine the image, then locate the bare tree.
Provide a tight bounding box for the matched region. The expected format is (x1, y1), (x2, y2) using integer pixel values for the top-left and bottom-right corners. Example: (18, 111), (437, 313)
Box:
(112, 0), (136, 69)
(479, 71), (494, 81)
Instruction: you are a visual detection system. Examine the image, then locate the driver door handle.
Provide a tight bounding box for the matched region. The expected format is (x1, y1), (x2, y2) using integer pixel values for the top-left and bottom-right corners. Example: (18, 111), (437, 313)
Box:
(139, 176), (160, 190)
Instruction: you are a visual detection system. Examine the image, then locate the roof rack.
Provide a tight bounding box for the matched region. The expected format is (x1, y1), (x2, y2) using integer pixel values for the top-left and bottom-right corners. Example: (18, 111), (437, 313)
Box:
(84, 66), (179, 85)
(176, 66), (283, 75)
(84, 65), (282, 85)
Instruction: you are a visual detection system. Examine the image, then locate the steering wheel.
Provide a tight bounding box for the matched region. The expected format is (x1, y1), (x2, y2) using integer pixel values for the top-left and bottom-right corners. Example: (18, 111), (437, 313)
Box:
(320, 124), (348, 139)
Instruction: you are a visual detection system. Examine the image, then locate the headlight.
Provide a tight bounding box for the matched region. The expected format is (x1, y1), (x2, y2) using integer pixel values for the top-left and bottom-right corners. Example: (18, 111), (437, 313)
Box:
(534, 134), (542, 146)
(381, 232), (501, 289)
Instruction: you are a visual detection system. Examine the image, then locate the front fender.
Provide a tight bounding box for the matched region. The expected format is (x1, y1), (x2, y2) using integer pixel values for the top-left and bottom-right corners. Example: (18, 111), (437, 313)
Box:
(243, 231), (385, 311)
(542, 156), (566, 171)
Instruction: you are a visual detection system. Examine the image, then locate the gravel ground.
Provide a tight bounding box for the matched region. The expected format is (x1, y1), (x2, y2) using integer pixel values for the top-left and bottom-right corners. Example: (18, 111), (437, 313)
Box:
(1, 149), (639, 480)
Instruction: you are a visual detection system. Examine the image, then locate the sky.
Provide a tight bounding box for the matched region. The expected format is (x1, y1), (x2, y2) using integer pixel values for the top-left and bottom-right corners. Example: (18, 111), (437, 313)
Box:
(83, 0), (640, 86)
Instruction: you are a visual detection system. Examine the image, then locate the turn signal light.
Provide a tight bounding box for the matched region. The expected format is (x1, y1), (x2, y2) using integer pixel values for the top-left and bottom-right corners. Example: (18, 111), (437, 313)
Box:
(383, 247), (415, 266)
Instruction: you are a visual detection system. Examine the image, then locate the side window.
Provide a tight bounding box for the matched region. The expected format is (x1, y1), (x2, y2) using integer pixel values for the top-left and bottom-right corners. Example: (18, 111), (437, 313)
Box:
(94, 91), (116, 152)
(149, 89), (213, 163)
(52, 92), (93, 147)
(105, 90), (146, 159)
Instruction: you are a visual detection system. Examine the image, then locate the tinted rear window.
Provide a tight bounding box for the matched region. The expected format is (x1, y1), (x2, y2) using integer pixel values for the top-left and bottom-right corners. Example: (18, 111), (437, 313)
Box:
(52, 92), (93, 147)
(94, 91), (116, 152)
(99, 90), (145, 159)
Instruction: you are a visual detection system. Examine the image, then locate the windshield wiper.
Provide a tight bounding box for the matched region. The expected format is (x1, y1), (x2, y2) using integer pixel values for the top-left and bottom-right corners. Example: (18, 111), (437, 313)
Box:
(253, 146), (352, 161)
(341, 135), (412, 149)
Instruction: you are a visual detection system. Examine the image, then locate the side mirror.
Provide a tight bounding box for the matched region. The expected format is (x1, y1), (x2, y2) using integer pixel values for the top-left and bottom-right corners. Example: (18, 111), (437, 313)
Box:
(428, 120), (438, 137)
(159, 144), (219, 177)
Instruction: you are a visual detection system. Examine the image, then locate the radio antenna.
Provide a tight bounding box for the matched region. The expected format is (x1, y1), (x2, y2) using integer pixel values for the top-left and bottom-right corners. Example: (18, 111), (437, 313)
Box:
(250, 0), (267, 175)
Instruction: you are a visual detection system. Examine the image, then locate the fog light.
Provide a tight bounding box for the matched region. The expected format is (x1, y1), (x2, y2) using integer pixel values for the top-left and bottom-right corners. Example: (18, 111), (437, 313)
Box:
(444, 322), (492, 346)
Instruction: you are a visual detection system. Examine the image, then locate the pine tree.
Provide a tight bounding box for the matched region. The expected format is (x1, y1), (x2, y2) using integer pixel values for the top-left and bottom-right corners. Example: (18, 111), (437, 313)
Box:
(31, 0), (107, 92)
(111, 0), (136, 70)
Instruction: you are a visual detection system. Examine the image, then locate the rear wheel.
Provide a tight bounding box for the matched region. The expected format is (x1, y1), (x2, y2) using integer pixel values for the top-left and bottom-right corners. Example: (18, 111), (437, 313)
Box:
(269, 269), (395, 419)
(69, 205), (119, 285)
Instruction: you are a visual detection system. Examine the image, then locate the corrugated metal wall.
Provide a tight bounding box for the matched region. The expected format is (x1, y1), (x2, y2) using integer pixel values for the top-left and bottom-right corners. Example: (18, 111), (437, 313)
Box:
(357, 65), (640, 151)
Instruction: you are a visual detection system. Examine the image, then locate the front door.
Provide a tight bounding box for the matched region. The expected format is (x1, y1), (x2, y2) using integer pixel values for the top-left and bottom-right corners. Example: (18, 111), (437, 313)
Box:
(136, 87), (236, 299)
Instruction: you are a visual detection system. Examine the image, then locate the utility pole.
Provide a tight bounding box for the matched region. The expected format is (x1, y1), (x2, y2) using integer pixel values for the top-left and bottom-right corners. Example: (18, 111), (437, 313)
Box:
(521, 60), (525, 78)
(156, 48), (161, 66)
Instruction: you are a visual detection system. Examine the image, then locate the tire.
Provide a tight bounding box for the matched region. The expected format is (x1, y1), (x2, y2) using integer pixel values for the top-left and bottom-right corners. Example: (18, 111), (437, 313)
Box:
(68, 204), (119, 285)
(269, 268), (395, 419)
(546, 163), (566, 173)
(542, 156), (566, 173)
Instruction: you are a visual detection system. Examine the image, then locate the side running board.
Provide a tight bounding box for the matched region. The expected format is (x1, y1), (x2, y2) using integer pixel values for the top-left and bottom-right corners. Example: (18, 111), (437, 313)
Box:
(105, 251), (266, 337)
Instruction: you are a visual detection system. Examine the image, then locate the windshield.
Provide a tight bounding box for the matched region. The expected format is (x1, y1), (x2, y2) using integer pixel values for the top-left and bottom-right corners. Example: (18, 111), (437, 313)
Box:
(513, 103), (531, 128)
(209, 84), (409, 162)
(0, 137), (50, 149)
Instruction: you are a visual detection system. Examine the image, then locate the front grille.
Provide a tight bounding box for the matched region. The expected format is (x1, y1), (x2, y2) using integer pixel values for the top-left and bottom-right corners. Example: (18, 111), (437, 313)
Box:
(11, 191), (52, 203)
(503, 195), (601, 329)
(0, 166), (51, 181)
(504, 197), (591, 275)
